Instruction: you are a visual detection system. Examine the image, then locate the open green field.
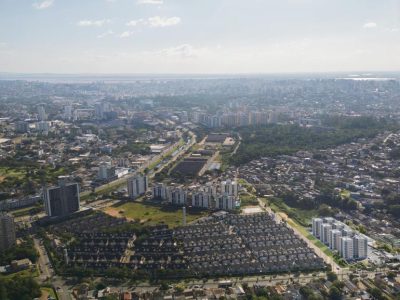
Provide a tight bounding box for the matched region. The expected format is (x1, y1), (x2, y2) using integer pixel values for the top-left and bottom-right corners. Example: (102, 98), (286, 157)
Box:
(266, 197), (318, 227)
(104, 201), (208, 227)
(1, 266), (39, 279)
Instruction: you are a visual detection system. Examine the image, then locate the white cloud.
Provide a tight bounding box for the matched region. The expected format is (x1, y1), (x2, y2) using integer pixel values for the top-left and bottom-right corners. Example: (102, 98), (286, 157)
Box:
(137, 0), (163, 4)
(97, 30), (114, 38)
(119, 31), (134, 38)
(32, 0), (54, 10)
(77, 19), (111, 27)
(363, 22), (377, 29)
(148, 16), (180, 27)
(158, 44), (197, 58)
(126, 19), (145, 27)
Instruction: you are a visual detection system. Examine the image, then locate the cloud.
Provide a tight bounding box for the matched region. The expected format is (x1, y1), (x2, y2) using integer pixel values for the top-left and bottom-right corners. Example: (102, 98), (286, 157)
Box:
(32, 0), (54, 10)
(126, 19), (145, 27)
(119, 31), (134, 38)
(363, 22), (377, 29)
(77, 19), (111, 27)
(97, 30), (114, 38)
(159, 44), (197, 58)
(148, 16), (181, 27)
(137, 0), (163, 4)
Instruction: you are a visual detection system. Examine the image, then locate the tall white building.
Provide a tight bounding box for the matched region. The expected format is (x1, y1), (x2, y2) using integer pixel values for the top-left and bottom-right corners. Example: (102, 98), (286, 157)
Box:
(329, 229), (342, 250)
(217, 195), (237, 210)
(167, 186), (187, 205)
(353, 235), (368, 259)
(152, 183), (167, 200)
(221, 179), (238, 197)
(38, 104), (47, 121)
(192, 191), (212, 208)
(312, 218), (323, 238)
(64, 105), (72, 120)
(98, 162), (115, 180)
(340, 237), (354, 260)
(321, 223), (332, 245)
(127, 174), (148, 199)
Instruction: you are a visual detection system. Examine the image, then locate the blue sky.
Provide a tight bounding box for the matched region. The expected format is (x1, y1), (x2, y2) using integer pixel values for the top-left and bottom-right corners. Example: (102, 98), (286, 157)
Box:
(0, 0), (399, 73)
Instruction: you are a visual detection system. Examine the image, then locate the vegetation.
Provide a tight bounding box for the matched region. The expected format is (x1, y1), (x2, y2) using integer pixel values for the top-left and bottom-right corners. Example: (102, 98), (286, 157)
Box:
(104, 201), (207, 227)
(231, 116), (397, 165)
(0, 276), (41, 300)
(0, 238), (39, 265)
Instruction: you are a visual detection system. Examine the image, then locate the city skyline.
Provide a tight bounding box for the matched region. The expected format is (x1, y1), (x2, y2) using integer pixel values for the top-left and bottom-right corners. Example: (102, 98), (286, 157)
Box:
(0, 0), (399, 74)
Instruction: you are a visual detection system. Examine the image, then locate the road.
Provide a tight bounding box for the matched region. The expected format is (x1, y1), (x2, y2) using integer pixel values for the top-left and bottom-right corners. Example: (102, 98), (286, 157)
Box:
(34, 237), (72, 300)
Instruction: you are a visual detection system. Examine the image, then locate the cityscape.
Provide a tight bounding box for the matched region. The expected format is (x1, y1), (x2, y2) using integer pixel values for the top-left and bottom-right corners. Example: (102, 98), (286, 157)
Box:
(1, 0), (400, 300)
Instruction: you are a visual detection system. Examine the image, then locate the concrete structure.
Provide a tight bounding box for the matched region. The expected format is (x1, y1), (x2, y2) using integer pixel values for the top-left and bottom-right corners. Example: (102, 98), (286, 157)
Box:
(312, 218), (323, 238)
(192, 191), (212, 208)
(0, 213), (16, 251)
(353, 235), (368, 259)
(217, 195), (237, 210)
(320, 223), (332, 245)
(340, 237), (354, 260)
(127, 174), (148, 200)
(152, 183), (167, 200)
(312, 217), (369, 261)
(221, 179), (238, 197)
(15, 121), (29, 133)
(98, 162), (116, 180)
(167, 186), (187, 205)
(44, 177), (80, 217)
(330, 229), (342, 250)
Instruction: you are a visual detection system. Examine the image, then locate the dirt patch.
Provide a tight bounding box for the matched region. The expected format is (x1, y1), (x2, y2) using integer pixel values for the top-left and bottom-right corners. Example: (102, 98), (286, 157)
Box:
(103, 207), (134, 221)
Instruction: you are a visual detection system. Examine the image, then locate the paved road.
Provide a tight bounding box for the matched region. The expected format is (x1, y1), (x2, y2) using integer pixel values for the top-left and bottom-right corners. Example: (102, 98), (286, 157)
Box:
(34, 236), (72, 300)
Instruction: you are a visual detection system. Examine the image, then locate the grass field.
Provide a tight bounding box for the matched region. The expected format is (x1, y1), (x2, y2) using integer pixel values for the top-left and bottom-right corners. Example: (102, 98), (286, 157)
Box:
(104, 201), (208, 227)
(267, 198), (318, 227)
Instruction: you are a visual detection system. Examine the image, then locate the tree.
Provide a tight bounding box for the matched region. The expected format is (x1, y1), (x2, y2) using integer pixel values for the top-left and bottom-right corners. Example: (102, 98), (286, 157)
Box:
(327, 271), (338, 282)
(328, 286), (342, 300)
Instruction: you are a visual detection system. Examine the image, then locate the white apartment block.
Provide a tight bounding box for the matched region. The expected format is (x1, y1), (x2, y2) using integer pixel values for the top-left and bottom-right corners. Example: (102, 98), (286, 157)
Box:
(353, 235), (368, 259)
(167, 187), (187, 206)
(127, 174), (148, 199)
(192, 191), (212, 209)
(217, 195), (237, 210)
(340, 237), (354, 260)
(312, 217), (369, 261)
(312, 218), (323, 238)
(152, 183), (167, 200)
(221, 179), (238, 196)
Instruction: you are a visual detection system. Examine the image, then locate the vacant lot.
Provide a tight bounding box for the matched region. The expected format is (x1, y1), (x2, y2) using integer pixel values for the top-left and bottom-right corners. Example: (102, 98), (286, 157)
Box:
(104, 201), (208, 227)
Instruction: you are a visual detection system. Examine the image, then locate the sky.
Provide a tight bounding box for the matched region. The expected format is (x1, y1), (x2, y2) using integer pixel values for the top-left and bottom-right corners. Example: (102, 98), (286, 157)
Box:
(0, 0), (399, 74)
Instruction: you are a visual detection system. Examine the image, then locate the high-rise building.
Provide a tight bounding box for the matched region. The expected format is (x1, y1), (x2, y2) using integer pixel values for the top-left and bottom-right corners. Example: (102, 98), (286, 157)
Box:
(167, 186), (187, 205)
(320, 223), (332, 245)
(312, 218), (323, 238)
(64, 105), (73, 120)
(127, 174), (148, 199)
(0, 213), (16, 252)
(37, 104), (47, 121)
(221, 179), (238, 197)
(152, 183), (167, 200)
(216, 195), (237, 210)
(329, 229), (342, 250)
(44, 177), (80, 217)
(340, 237), (354, 260)
(192, 191), (212, 208)
(353, 235), (368, 259)
(98, 162), (116, 180)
